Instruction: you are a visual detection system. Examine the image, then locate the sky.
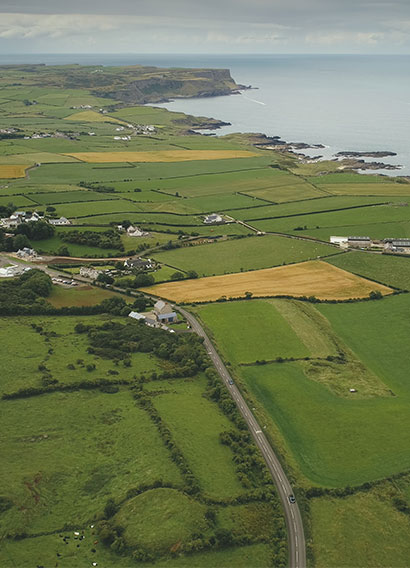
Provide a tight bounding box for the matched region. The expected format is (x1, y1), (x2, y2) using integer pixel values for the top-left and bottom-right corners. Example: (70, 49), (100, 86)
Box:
(1, 0), (410, 55)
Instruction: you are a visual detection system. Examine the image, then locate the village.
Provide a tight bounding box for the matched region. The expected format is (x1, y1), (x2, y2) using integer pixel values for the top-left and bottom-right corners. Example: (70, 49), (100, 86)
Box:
(330, 235), (410, 254)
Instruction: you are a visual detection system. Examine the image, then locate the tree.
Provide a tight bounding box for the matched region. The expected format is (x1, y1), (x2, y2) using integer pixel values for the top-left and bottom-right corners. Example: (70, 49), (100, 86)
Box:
(97, 272), (114, 285)
(57, 246), (70, 256)
(13, 233), (30, 251)
(171, 271), (185, 281)
(369, 290), (383, 300)
(46, 206), (56, 213)
(186, 270), (198, 279)
(244, 291), (253, 299)
(133, 273), (154, 287)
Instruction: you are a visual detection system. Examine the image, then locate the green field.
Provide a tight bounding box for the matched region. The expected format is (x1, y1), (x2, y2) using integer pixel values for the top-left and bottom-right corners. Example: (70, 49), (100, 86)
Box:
(196, 301), (310, 363)
(326, 250), (410, 290)
(0, 312), (286, 567)
(149, 378), (245, 499)
(196, 295), (410, 487)
(310, 487), (410, 567)
(152, 234), (336, 277)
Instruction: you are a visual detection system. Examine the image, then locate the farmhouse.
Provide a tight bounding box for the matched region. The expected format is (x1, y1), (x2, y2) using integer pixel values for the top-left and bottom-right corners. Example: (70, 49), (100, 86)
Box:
(124, 257), (155, 270)
(347, 236), (372, 248)
(79, 266), (99, 280)
(16, 247), (37, 259)
(154, 300), (177, 323)
(49, 217), (71, 226)
(126, 225), (149, 238)
(204, 213), (224, 224)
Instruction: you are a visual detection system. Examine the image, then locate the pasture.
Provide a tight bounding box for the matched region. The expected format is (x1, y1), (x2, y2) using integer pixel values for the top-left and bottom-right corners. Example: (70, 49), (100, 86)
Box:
(47, 284), (132, 308)
(326, 251), (410, 290)
(143, 260), (392, 303)
(152, 234), (336, 277)
(196, 300), (310, 363)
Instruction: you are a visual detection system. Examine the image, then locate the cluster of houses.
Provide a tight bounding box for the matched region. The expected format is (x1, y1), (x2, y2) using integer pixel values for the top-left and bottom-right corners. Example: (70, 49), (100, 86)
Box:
(0, 210), (71, 229)
(129, 300), (177, 331)
(0, 211), (43, 229)
(330, 235), (410, 253)
(79, 257), (156, 281)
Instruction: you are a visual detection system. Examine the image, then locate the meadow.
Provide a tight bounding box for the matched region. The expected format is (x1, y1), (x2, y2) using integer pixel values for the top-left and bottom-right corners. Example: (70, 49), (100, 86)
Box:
(144, 260), (391, 303)
(64, 150), (258, 163)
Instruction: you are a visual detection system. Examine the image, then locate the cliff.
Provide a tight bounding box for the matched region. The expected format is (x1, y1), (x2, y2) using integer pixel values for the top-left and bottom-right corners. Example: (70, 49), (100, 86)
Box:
(0, 64), (245, 104)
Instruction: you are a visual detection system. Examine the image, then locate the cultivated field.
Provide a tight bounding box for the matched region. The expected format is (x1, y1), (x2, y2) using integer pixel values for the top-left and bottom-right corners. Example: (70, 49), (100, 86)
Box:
(0, 164), (29, 178)
(143, 260), (392, 302)
(64, 110), (127, 124)
(64, 150), (258, 163)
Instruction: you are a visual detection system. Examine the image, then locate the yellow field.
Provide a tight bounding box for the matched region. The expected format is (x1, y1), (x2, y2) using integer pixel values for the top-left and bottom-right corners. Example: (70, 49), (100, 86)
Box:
(63, 150), (258, 163)
(141, 261), (392, 303)
(64, 110), (127, 125)
(0, 164), (29, 179)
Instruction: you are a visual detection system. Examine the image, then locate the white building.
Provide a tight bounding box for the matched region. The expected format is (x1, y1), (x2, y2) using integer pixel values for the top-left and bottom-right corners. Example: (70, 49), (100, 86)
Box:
(204, 213), (223, 224)
(330, 236), (349, 248)
(79, 267), (99, 280)
(127, 225), (149, 238)
(49, 217), (71, 226)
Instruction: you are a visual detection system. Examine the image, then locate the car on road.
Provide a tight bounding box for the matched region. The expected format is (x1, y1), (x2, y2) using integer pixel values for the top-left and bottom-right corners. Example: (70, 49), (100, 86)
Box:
(288, 494), (296, 504)
(228, 379), (234, 385)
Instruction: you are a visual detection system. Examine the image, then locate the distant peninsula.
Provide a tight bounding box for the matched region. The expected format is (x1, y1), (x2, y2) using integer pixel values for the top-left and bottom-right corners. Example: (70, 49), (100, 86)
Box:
(0, 63), (248, 104)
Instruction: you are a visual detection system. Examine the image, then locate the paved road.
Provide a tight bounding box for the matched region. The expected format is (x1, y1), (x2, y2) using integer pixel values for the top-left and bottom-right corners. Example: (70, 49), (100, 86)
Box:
(177, 306), (306, 568)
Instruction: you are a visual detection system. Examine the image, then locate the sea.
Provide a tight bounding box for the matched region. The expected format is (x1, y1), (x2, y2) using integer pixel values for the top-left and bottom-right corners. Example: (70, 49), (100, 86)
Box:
(1, 53), (410, 175)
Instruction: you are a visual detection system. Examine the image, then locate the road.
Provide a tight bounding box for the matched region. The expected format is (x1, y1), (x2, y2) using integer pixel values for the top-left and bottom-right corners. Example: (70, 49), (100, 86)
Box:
(177, 306), (306, 568)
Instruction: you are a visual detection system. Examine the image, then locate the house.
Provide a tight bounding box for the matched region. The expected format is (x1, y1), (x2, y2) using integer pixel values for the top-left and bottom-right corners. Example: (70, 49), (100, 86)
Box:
(124, 257), (155, 270)
(49, 217), (71, 226)
(26, 211), (41, 223)
(153, 300), (177, 323)
(204, 213), (223, 224)
(127, 225), (149, 238)
(347, 236), (372, 248)
(16, 247), (37, 258)
(79, 266), (99, 280)
(330, 236), (349, 248)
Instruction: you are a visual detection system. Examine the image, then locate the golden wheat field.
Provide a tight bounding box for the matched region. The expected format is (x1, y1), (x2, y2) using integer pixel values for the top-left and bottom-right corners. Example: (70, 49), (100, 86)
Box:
(63, 150), (258, 163)
(0, 165), (29, 179)
(64, 111), (127, 125)
(141, 261), (392, 303)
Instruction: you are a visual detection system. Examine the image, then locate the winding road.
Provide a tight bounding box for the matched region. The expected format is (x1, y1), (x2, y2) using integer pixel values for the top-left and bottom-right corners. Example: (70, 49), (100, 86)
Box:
(177, 306), (306, 568)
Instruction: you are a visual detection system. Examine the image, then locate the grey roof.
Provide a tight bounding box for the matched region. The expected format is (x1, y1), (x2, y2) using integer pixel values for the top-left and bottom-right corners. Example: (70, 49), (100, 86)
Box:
(348, 236), (371, 241)
(392, 240), (410, 246)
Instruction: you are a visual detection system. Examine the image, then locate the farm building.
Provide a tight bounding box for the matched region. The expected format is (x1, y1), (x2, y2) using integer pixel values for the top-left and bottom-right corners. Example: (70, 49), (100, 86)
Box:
(16, 247), (37, 259)
(128, 311), (146, 321)
(347, 236), (372, 248)
(204, 213), (223, 224)
(154, 300), (177, 323)
(330, 236), (349, 247)
(384, 239), (410, 252)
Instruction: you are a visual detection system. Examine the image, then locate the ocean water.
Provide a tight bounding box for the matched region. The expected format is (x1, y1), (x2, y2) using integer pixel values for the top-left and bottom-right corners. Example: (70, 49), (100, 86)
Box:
(1, 53), (410, 174)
